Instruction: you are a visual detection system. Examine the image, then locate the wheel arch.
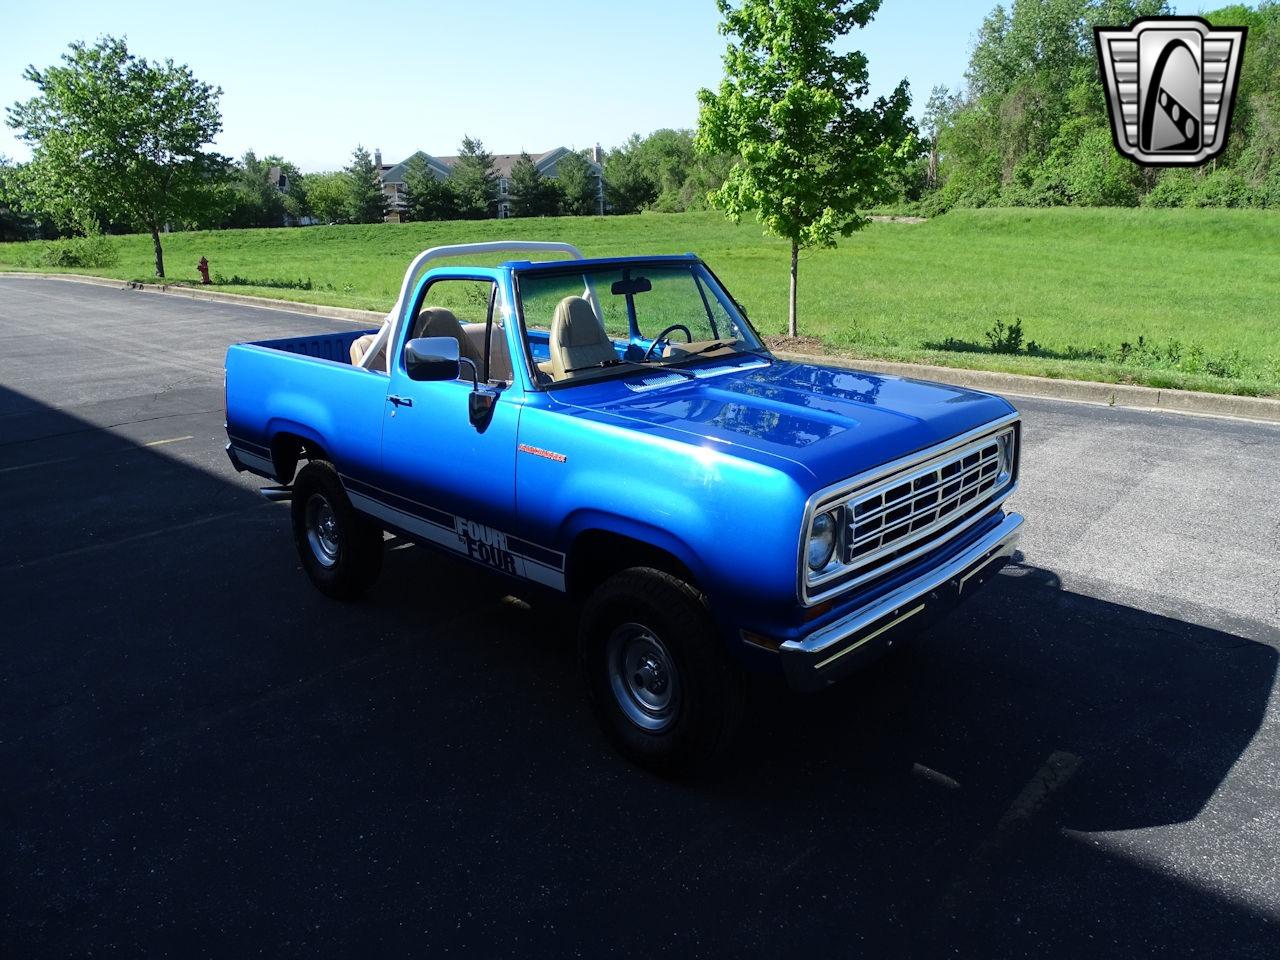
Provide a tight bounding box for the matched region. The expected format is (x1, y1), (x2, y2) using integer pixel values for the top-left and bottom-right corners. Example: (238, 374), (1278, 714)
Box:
(269, 427), (333, 484)
(563, 518), (708, 602)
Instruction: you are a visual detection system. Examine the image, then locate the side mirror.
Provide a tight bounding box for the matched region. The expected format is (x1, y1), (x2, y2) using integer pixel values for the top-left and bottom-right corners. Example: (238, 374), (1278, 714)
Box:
(404, 337), (461, 382)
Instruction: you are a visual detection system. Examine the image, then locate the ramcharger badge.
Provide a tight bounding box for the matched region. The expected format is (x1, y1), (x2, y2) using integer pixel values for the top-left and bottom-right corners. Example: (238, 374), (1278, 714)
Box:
(1095, 17), (1246, 167)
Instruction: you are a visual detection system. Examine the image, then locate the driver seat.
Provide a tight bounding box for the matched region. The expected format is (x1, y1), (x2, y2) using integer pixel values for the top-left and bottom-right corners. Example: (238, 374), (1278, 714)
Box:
(548, 296), (616, 379)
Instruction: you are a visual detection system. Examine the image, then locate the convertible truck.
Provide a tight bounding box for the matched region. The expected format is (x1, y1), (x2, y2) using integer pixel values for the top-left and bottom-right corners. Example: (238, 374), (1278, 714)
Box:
(224, 241), (1023, 773)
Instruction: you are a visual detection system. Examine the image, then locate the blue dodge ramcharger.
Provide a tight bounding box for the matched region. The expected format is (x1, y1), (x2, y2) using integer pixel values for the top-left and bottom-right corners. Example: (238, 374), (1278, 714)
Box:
(225, 241), (1023, 774)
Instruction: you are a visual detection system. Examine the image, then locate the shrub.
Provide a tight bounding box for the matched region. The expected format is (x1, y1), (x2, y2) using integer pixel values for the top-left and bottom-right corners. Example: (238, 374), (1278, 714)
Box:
(213, 273), (313, 290)
(985, 317), (1025, 354)
(38, 232), (120, 269)
(1189, 167), (1256, 208)
(1059, 128), (1141, 207)
(1142, 170), (1198, 207)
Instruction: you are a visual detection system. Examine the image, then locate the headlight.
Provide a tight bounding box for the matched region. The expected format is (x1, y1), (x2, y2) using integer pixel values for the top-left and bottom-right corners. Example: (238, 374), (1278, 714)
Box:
(807, 510), (838, 572)
(996, 431), (1015, 483)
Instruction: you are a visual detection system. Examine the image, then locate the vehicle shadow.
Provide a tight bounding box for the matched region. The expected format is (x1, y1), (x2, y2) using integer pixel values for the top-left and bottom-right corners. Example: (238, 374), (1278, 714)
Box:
(1, 382), (1275, 959)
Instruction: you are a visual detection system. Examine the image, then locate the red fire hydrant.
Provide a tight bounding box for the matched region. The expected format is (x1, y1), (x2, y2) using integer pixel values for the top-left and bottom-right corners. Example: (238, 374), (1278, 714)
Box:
(197, 256), (211, 285)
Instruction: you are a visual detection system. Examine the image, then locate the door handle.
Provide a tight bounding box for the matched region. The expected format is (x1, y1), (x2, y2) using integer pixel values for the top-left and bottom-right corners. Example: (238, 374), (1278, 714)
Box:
(388, 395), (413, 408)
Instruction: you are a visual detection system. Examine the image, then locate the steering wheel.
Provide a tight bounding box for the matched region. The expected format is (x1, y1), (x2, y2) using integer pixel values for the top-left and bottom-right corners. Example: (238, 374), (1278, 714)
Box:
(642, 324), (693, 361)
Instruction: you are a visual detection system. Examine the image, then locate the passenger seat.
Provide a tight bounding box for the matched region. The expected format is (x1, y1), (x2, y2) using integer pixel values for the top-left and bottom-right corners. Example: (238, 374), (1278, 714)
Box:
(547, 296), (616, 380)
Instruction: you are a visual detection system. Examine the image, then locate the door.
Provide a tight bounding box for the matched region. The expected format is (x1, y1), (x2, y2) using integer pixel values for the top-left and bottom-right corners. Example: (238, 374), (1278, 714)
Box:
(361, 276), (529, 581)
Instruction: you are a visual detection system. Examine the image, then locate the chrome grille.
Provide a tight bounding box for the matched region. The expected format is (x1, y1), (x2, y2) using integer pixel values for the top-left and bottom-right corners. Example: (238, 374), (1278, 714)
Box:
(802, 422), (1018, 604)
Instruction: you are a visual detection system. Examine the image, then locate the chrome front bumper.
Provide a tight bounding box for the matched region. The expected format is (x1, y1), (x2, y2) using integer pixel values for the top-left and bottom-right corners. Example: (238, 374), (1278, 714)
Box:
(778, 512), (1024, 691)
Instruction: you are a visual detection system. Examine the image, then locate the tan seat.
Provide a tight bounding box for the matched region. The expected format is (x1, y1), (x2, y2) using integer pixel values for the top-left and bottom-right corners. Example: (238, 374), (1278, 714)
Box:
(461, 321), (513, 383)
(349, 332), (386, 370)
(414, 307), (484, 375)
(548, 296), (616, 380)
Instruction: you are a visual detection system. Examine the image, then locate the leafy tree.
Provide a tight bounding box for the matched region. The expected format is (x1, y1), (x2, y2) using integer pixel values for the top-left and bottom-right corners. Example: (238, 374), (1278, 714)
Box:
(922, 86), (959, 188)
(268, 156), (309, 224)
(6, 36), (226, 277)
(450, 135), (497, 219)
(0, 156), (32, 241)
(222, 151), (285, 228)
(344, 145), (388, 223)
(555, 150), (600, 215)
(613, 129), (732, 211)
(509, 151), (561, 216)
(306, 171), (353, 223)
(697, 0), (917, 337)
(929, 0), (1180, 211)
(0, 159), (61, 239)
(603, 136), (659, 214)
(401, 153), (458, 221)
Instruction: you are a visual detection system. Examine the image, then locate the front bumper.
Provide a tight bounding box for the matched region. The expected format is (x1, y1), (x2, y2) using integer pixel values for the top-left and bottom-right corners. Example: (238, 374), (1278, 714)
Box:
(778, 512), (1023, 692)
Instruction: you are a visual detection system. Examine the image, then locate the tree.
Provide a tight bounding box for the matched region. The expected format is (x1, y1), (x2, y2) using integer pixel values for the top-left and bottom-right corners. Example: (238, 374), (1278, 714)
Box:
(509, 151), (561, 216)
(450, 135), (498, 219)
(273, 157), (310, 224)
(928, 0), (1173, 210)
(401, 153), (457, 221)
(7, 36), (226, 277)
(305, 171), (352, 224)
(556, 150), (600, 215)
(602, 129), (735, 213)
(603, 137), (659, 214)
(344, 145), (388, 223)
(697, 0), (917, 337)
(922, 85), (959, 188)
(223, 150), (285, 228)
(0, 156), (30, 241)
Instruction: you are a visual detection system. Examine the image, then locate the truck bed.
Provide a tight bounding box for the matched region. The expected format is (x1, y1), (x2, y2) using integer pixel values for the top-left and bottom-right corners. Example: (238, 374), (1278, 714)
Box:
(245, 328), (377, 364)
(223, 327), (385, 483)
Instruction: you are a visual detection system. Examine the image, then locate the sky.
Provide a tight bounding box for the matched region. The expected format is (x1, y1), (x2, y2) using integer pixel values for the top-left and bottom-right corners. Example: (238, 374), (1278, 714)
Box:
(0, 0), (1214, 172)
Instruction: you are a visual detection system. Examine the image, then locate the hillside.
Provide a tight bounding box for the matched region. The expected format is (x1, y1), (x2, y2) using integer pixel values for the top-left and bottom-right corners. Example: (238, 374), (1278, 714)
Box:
(2, 208), (1277, 396)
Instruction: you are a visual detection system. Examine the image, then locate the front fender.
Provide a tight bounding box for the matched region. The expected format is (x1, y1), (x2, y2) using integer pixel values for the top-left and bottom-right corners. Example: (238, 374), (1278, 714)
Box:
(559, 508), (715, 589)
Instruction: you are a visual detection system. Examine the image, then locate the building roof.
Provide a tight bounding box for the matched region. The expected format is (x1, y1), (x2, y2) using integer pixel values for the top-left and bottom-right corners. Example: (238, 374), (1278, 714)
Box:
(380, 150), (453, 184)
(380, 147), (598, 184)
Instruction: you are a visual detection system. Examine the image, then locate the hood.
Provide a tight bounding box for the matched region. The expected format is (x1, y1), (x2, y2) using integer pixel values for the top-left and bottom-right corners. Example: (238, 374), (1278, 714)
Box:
(550, 359), (1016, 488)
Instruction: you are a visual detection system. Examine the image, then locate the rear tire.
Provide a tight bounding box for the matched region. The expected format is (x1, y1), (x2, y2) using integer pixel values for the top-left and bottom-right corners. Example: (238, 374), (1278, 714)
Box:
(290, 460), (383, 600)
(580, 567), (745, 777)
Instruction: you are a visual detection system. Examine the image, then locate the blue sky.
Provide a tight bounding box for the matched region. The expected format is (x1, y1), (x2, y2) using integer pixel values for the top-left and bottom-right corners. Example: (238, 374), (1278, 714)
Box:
(0, 0), (1212, 172)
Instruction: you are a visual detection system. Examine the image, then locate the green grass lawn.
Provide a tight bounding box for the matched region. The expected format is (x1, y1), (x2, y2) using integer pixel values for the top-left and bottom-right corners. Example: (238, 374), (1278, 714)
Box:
(2, 207), (1277, 396)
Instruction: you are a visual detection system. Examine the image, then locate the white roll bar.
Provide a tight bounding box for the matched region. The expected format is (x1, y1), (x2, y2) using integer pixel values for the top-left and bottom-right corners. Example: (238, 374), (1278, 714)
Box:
(357, 240), (587, 370)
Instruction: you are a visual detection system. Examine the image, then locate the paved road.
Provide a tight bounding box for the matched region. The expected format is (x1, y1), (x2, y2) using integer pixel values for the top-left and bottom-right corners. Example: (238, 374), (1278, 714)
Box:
(2, 277), (1278, 958)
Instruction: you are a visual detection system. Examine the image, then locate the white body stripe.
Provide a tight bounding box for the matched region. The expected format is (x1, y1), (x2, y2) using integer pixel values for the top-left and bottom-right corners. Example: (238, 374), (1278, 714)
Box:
(234, 449), (276, 476)
(348, 491), (566, 591)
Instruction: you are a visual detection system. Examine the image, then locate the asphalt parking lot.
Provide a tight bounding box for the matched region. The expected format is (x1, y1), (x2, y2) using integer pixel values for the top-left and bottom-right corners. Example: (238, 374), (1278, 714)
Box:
(2, 276), (1278, 957)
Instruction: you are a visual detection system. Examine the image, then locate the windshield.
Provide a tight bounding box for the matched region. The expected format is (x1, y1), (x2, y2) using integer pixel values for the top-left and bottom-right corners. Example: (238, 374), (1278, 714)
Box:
(516, 261), (765, 385)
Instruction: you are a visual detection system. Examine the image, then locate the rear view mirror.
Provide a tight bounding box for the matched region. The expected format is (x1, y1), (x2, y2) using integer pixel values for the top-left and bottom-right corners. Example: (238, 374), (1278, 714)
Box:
(611, 276), (652, 296)
(404, 337), (461, 381)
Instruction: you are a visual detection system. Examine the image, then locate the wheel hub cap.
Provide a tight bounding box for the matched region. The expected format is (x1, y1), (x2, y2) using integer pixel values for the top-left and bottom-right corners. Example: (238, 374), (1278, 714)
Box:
(607, 624), (680, 733)
(305, 494), (340, 568)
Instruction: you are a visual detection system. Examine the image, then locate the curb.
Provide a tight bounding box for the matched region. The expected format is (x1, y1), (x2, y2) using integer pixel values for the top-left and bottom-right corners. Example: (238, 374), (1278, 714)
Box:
(0, 271), (386, 324)
(3, 272), (1276, 425)
(777, 352), (1280, 425)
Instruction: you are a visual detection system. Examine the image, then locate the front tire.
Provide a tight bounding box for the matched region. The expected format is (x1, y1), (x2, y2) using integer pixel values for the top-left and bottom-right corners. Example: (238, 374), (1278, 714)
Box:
(290, 460), (383, 600)
(580, 567), (745, 776)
